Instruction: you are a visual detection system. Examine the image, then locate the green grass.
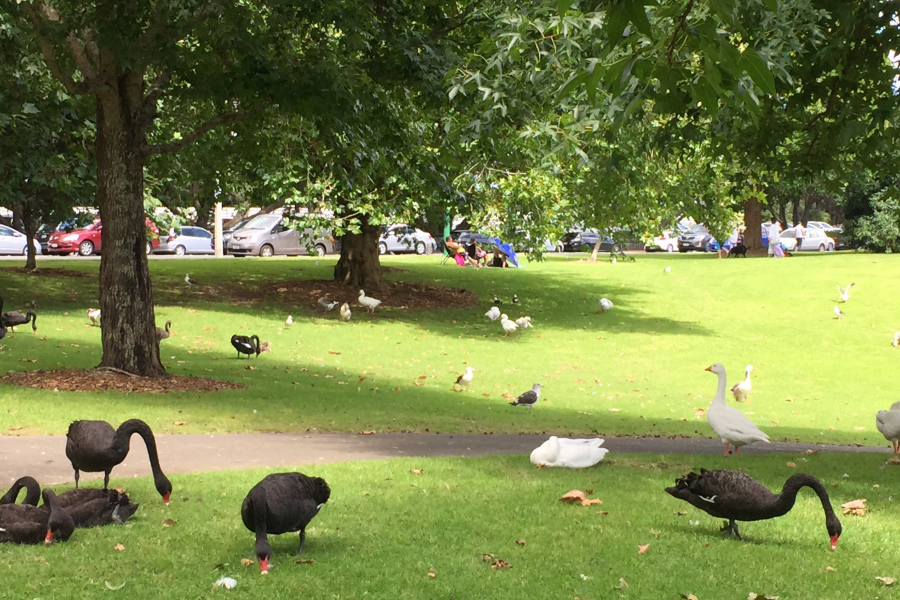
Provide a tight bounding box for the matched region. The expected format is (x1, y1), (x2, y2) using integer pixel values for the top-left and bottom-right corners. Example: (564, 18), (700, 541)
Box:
(1, 252), (898, 445)
(2, 453), (899, 599)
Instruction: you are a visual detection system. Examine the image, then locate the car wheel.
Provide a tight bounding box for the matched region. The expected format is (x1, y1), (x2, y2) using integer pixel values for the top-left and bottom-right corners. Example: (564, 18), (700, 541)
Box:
(827, 243), (834, 251)
(378, 242), (388, 255)
(78, 240), (94, 256)
(174, 245), (186, 256)
(315, 244), (326, 257)
(818, 244), (825, 252)
(259, 244), (274, 257)
(666, 245), (674, 253)
(415, 241), (426, 255)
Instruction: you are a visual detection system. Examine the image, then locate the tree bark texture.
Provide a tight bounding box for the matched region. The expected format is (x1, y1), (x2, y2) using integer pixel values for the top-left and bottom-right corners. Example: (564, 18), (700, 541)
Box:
(21, 202), (38, 271)
(334, 218), (385, 291)
(96, 80), (165, 377)
(743, 195), (765, 253)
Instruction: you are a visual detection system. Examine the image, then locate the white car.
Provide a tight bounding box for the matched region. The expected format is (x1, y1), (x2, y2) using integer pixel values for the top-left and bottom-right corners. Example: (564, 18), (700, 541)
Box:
(378, 224), (437, 255)
(0, 224), (42, 255)
(155, 226), (215, 255)
(779, 227), (835, 252)
(644, 231), (679, 252)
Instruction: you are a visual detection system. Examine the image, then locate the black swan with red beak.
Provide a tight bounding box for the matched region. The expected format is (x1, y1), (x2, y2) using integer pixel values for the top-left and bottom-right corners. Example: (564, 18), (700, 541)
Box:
(1, 309), (37, 333)
(1, 476), (139, 527)
(0, 488), (74, 545)
(65, 419), (172, 504)
(666, 468), (842, 549)
(241, 472), (331, 574)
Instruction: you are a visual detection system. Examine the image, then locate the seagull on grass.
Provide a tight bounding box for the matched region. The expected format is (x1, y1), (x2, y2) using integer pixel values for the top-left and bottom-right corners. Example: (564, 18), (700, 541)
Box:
(511, 383), (541, 411)
(485, 306), (501, 321)
(837, 283), (854, 302)
(833, 306), (844, 320)
(185, 274), (198, 286)
(453, 367), (475, 391)
(664, 266), (671, 274)
(285, 315), (293, 326)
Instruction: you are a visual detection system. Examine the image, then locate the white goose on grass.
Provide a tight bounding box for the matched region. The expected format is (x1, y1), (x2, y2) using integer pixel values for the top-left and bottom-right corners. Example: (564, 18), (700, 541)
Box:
(876, 401), (900, 454)
(358, 290), (382, 314)
(706, 363), (770, 456)
(515, 316), (532, 329)
(730, 365), (754, 403)
(500, 314), (518, 336)
(530, 436), (608, 468)
(598, 298), (614, 312)
(339, 303), (352, 322)
(485, 306), (501, 322)
(285, 315), (294, 326)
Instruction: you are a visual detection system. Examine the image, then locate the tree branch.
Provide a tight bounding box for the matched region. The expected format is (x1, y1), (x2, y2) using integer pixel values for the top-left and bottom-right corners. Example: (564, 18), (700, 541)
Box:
(21, 2), (93, 95)
(145, 104), (270, 155)
(666, 0), (695, 65)
(137, 72), (172, 131)
(64, 32), (99, 81)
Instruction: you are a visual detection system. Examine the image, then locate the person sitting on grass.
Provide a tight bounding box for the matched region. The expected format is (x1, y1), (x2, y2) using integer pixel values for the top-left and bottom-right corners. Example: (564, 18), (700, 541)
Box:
(445, 237), (478, 267)
(489, 247), (508, 268)
(465, 240), (487, 267)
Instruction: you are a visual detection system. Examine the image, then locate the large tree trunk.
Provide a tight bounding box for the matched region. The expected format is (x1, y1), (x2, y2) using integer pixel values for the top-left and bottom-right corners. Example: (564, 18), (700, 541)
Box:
(21, 201), (38, 271)
(743, 194), (765, 253)
(334, 218), (384, 291)
(95, 82), (165, 377)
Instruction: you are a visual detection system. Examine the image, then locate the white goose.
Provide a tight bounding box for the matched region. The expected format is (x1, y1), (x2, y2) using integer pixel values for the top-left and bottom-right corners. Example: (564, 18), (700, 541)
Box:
(530, 436), (609, 468)
(730, 365), (754, 403)
(485, 306), (501, 322)
(515, 316), (532, 329)
(599, 298), (614, 312)
(500, 314), (518, 336)
(358, 290), (382, 314)
(876, 401), (900, 454)
(339, 303), (352, 322)
(706, 363), (769, 456)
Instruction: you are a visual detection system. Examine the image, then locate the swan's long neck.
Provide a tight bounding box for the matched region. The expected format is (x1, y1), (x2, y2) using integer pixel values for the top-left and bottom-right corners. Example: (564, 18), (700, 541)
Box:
(114, 419), (164, 477)
(771, 474), (836, 519)
(743, 368), (752, 383)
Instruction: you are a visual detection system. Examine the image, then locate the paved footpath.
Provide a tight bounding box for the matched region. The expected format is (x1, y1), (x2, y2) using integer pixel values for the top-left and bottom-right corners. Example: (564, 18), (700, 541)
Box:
(0, 432), (889, 486)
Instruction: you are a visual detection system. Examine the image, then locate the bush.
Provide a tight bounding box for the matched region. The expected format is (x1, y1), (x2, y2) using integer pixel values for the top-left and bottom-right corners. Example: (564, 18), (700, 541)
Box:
(848, 188), (900, 253)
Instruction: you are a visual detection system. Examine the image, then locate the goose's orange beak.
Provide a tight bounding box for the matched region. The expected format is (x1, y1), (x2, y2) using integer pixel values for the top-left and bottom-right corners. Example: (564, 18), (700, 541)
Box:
(704, 366), (713, 372)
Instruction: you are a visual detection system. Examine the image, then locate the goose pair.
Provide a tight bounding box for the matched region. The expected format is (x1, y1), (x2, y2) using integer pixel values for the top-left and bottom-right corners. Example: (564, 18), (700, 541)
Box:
(1, 476), (139, 528)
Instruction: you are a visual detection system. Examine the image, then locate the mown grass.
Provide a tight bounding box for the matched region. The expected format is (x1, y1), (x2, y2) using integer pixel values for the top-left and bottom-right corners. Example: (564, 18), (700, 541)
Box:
(1, 453), (898, 599)
(0, 252), (897, 445)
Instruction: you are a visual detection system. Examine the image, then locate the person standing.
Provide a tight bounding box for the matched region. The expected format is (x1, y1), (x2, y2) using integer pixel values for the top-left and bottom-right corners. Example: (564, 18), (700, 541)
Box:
(793, 221), (806, 251)
(766, 220), (782, 257)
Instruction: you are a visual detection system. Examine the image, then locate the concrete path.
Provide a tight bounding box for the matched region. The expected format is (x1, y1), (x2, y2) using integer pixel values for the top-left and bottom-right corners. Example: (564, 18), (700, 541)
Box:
(0, 432), (889, 486)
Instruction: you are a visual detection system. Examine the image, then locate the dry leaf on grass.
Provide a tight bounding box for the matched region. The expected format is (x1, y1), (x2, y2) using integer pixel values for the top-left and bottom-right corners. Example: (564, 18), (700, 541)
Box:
(693, 408), (706, 417)
(841, 498), (868, 516)
(747, 594), (779, 600)
(786, 462), (796, 468)
(516, 539), (526, 546)
(679, 595), (699, 600)
(559, 489), (602, 506)
(427, 567), (437, 579)
(638, 544), (649, 555)
(244, 365), (258, 371)
(413, 381), (425, 386)
(614, 578), (628, 590)
(114, 543), (125, 551)
(876, 576), (896, 586)
(241, 558), (254, 566)
(418, 375), (427, 380)
(481, 554), (495, 562)
(360, 431), (375, 435)
(410, 468), (423, 475)
(824, 566), (835, 572)
(173, 420), (185, 426)
(327, 350), (341, 355)
(161, 519), (176, 527)
(490, 559), (512, 569)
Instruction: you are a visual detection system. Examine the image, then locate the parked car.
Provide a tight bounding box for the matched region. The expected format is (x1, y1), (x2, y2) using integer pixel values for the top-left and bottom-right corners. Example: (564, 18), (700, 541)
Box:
(221, 217), (253, 254)
(644, 231), (679, 252)
(226, 213), (336, 257)
(807, 221), (842, 232)
(562, 229), (620, 253)
(48, 218), (160, 256)
(779, 228), (835, 252)
(0, 224), (41, 255)
(378, 224), (437, 255)
(678, 224), (718, 252)
(155, 226), (215, 255)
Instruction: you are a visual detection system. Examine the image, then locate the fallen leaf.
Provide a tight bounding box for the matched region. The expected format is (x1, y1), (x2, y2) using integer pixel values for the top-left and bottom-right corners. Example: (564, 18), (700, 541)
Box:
(615, 578), (628, 590)
(824, 566), (835, 572)
(244, 365), (258, 371)
(418, 375), (427, 380)
(516, 539), (526, 546)
(679, 595), (698, 600)
(19, 358), (37, 363)
(241, 558), (254, 566)
(104, 581), (126, 591)
(786, 462), (796, 468)
(747, 595), (780, 600)
(597, 510), (609, 515)
(693, 408), (706, 417)
(490, 559), (512, 569)
(638, 544), (649, 555)
(161, 519), (176, 527)
(172, 420), (185, 426)
(651, 529), (661, 538)
(410, 468), (422, 475)
(841, 498), (868, 516)
(413, 380), (425, 386)
(876, 576), (896, 586)
(428, 567), (437, 578)
(114, 543), (125, 551)
(560, 489), (587, 503)
(481, 553), (495, 562)
(359, 376), (367, 382)
(8, 425), (24, 431)
(360, 430), (376, 435)
(328, 350), (341, 355)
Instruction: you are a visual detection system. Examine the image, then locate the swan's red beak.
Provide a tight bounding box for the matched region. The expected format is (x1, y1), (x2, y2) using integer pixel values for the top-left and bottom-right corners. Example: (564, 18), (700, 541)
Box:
(162, 492), (170, 505)
(44, 530), (53, 545)
(830, 534), (839, 550)
(259, 557), (269, 575)
(704, 366), (713, 372)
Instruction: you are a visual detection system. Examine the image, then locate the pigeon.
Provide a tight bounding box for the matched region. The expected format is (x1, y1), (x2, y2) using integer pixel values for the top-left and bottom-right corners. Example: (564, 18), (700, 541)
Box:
(664, 266), (671, 274)
(599, 298), (614, 312)
(500, 314), (519, 336)
(339, 303), (351, 322)
(318, 295), (338, 311)
(185, 274), (198, 286)
(358, 290), (382, 314)
(285, 315), (293, 326)
(512, 295), (519, 304)
(515, 316), (532, 329)
(511, 383), (541, 411)
(86, 308), (101, 326)
(485, 306), (501, 321)
(893, 331), (900, 347)
(492, 295), (502, 305)
(837, 284), (853, 302)
(833, 306), (844, 320)
(453, 366), (475, 391)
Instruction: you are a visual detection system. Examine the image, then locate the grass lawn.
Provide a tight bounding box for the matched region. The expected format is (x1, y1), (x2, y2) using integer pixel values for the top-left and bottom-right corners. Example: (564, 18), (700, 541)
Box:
(0, 252), (898, 446)
(1, 452), (898, 599)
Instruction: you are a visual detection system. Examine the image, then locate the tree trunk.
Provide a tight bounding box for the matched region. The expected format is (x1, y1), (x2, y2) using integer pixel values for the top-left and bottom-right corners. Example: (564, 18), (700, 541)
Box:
(333, 218), (384, 291)
(743, 194), (765, 253)
(95, 85), (166, 377)
(589, 238), (602, 262)
(21, 201), (38, 271)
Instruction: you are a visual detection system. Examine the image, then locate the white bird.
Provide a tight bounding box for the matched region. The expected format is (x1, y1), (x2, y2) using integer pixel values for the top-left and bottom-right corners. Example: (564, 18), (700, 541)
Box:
(876, 401), (900, 454)
(318, 295), (338, 311)
(515, 316), (532, 329)
(315, 261), (320, 267)
(836, 284), (853, 302)
(510, 383), (541, 411)
(485, 306), (501, 321)
(730, 365), (754, 403)
(705, 363), (769, 456)
(664, 266), (671, 274)
(86, 308), (101, 326)
(893, 331), (900, 347)
(358, 290), (382, 314)
(599, 298), (614, 312)
(453, 366), (475, 391)
(339, 303), (352, 322)
(285, 315), (293, 326)
(500, 314), (518, 336)
(530, 436), (609, 468)
(834, 306), (844, 320)
(185, 273), (197, 286)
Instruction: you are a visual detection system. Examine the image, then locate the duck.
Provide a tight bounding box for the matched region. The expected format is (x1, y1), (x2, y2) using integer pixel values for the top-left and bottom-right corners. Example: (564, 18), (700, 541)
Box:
(358, 290), (382, 314)
(485, 306), (501, 321)
(705, 363), (769, 455)
(1, 310), (37, 333)
(510, 383), (541, 411)
(317, 295), (338, 311)
(65, 419), (172, 504)
(876, 401), (900, 453)
(0, 476), (139, 527)
(453, 367), (474, 391)
(530, 436), (608, 468)
(231, 334), (261, 359)
(598, 298), (614, 312)
(492, 295), (502, 305)
(156, 320), (171, 341)
(730, 365), (754, 403)
(665, 468), (842, 549)
(241, 472), (331, 575)
(0, 296), (6, 340)
(515, 316), (532, 329)
(0, 488), (74, 545)
(500, 314), (518, 336)
(339, 303), (352, 322)
(86, 308), (101, 326)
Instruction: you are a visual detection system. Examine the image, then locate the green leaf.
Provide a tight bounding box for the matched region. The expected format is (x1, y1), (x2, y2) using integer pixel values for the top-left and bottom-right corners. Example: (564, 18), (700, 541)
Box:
(557, 72), (587, 101)
(557, 0), (575, 16)
(762, 0), (778, 12)
(623, 0), (653, 38)
(740, 49), (776, 95)
(604, 6), (630, 47)
(692, 81), (719, 119)
(709, 0), (736, 25)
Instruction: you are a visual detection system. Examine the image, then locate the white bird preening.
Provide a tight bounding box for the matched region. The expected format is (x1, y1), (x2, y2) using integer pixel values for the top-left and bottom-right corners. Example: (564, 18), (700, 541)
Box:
(358, 290), (382, 314)
(515, 316), (532, 329)
(86, 308), (101, 326)
(285, 315), (293, 326)
(664, 266), (671, 274)
(318, 295), (338, 311)
(833, 306), (844, 320)
(485, 306), (501, 321)
(876, 401), (900, 453)
(510, 383), (541, 411)
(837, 283), (854, 302)
(705, 363), (770, 456)
(185, 273), (197, 286)
(894, 331), (900, 347)
(530, 436), (608, 468)
(453, 366), (475, 391)
(339, 303), (352, 322)
(730, 365), (754, 403)
(500, 314), (518, 336)
(599, 298), (614, 312)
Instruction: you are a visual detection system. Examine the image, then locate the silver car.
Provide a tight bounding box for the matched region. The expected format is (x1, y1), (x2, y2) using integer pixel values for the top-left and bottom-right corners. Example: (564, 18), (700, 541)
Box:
(0, 224), (41, 255)
(378, 224), (437, 255)
(155, 226), (215, 255)
(227, 214), (336, 257)
(779, 228), (835, 252)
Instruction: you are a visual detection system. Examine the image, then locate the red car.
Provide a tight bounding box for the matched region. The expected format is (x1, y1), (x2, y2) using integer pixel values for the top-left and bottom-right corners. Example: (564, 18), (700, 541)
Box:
(48, 218), (161, 256)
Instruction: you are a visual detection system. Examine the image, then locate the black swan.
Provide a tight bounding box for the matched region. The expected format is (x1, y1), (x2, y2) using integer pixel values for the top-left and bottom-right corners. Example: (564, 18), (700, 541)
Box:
(65, 419), (172, 504)
(231, 334), (260, 359)
(1, 310), (37, 333)
(665, 468), (842, 549)
(156, 320), (172, 341)
(241, 472), (331, 574)
(0, 489), (74, 545)
(0, 476), (139, 527)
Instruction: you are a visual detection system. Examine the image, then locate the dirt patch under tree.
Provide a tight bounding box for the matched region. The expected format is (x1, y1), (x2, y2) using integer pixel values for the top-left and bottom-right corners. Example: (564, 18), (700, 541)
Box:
(1, 368), (244, 394)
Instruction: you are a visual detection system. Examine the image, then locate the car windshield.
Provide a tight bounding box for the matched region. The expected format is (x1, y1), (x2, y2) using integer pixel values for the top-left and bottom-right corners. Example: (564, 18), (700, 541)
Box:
(688, 225), (708, 234)
(242, 215), (280, 231)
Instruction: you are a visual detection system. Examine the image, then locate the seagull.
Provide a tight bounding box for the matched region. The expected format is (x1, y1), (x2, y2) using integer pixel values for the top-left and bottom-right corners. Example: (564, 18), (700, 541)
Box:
(512, 295), (519, 304)
(453, 367), (475, 391)
(358, 290), (382, 314)
(318, 295), (338, 311)
(664, 266), (671, 274)
(185, 274), (197, 286)
(599, 298), (614, 312)
(511, 383), (541, 411)
(285, 315), (293, 326)
(339, 303), (352, 322)
(833, 306), (844, 320)
(837, 284), (853, 302)
(500, 314), (519, 336)
(515, 316), (532, 328)
(893, 331), (900, 347)
(492, 295), (502, 305)
(485, 306), (501, 321)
